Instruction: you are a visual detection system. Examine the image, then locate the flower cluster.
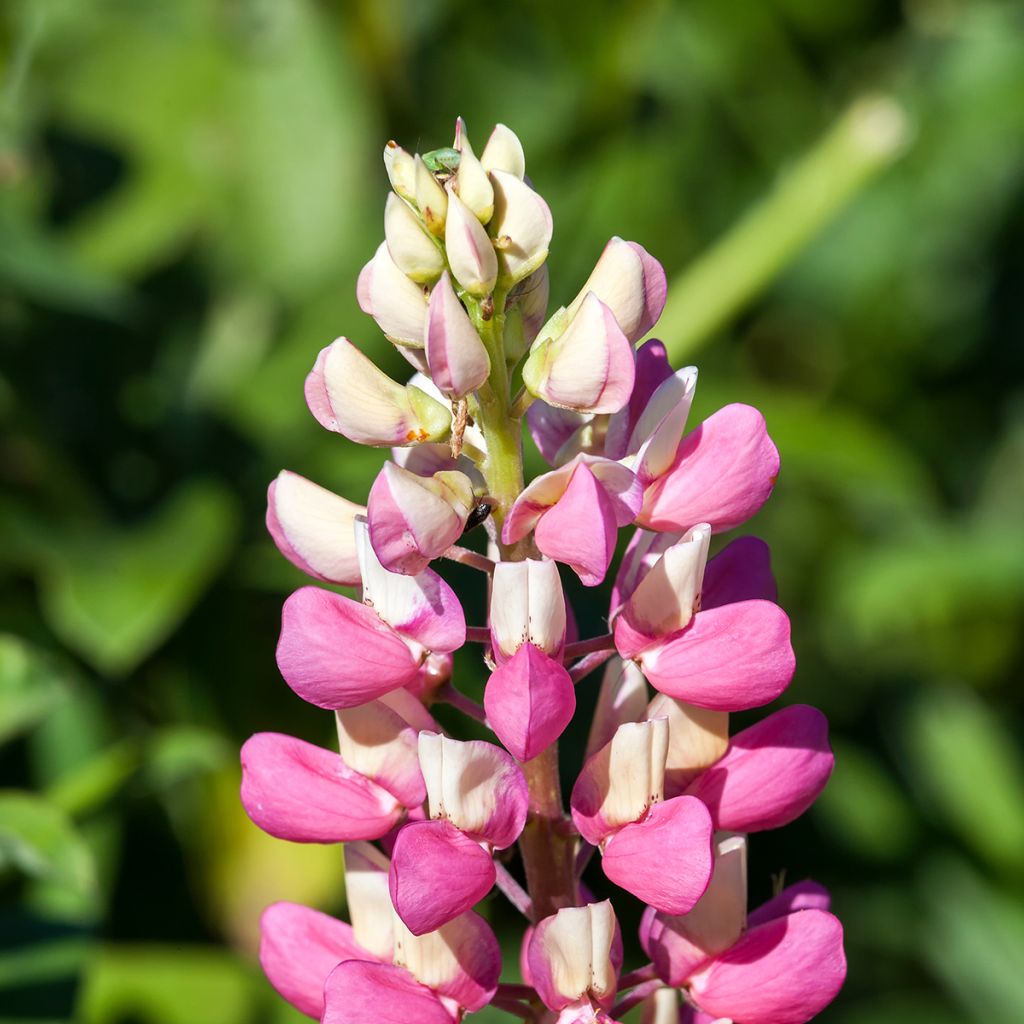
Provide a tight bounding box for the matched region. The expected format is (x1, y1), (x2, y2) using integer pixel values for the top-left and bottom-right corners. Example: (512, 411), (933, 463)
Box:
(243, 120), (846, 1024)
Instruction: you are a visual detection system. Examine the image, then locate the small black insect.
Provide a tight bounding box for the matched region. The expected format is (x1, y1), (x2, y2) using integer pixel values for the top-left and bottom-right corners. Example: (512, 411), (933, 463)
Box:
(461, 501), (493, 536)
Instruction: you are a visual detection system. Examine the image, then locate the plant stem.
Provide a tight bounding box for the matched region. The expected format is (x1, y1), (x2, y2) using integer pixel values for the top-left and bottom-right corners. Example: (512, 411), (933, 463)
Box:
(611, 978), (664, 1018)
(563, 633), (614, 659)
(444, 545), (495, 574)
(437, 683), (487, 725)
(569, 649), (615, 684)
(494, 863), (533, 918)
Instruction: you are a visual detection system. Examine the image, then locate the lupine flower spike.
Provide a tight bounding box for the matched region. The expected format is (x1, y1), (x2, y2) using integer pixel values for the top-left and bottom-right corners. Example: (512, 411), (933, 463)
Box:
(244, 118), (846, 1024)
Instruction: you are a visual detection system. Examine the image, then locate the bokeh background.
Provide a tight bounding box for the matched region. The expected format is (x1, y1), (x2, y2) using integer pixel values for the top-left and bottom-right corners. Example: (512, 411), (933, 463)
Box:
(2, 1), (1024, 1021)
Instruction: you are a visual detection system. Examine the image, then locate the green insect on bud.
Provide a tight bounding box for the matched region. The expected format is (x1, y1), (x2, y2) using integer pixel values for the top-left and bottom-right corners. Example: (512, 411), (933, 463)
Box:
(422, 147), (461, 174)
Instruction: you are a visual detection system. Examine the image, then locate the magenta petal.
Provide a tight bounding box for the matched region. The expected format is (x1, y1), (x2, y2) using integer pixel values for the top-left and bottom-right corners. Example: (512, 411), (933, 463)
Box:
(639, 905), (710, 988)
(240, 733), (402, 843)
(604, 339), (673, 459)
(536, 463), (619, 586)
(641, 404), (780, 533)
(684, 705), (833, 832)
(277, 587), (419, 709)
(484, 644), (576, 761)
(748, 881), (832, 927)
(701, 535), (778, 609)
(259, 902), (366, 1019)
(322, 961), (455, 1024)
(688, 910), (846, 1024)
(628, 241), (668, 339)
(389, 820), (496, 935)
(527, 401), (591, 466)
(601, 797), (713, 914)
(640, 600), (795, 711)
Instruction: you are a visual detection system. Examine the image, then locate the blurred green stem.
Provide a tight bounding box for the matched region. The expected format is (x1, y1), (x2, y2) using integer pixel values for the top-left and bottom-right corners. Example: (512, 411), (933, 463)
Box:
(658, 94), (910, 360)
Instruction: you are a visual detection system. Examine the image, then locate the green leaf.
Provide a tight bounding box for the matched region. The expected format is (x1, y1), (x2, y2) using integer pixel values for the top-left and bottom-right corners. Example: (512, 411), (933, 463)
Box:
(0, 791), (98, 905)
(902, 685), (1024, 870)
(0, 635), (73, 746)
(36, 481), (237, 677)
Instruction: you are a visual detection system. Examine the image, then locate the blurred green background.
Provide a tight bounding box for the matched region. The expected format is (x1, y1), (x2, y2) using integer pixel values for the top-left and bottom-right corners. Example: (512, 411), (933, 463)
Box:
(2, 1), (1023, 1022)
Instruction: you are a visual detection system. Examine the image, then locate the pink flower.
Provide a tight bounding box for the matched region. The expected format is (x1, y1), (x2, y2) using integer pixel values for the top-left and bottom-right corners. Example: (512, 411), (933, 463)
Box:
(570, 719), (714, 914)
(276, 519), (465, 709)
(612, 531), (794, 711)
(388, 733), (529, 934)
(484, 559), (575, 760)
(503, 455), (643, 585)
(641, 839), (846, 1024)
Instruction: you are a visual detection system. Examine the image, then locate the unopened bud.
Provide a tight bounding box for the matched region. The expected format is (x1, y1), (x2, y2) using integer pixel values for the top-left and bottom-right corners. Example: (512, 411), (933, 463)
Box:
(384, 141), (416, 200)
(414, 154), (448, 237)
(384, 193), (444, 283)
(424, 270), (490, 399)
(445, 189), (498, 298)
(453, 117), (494, 223)
(357, 242), (429, 347)
(489, 170), (552, 285)
(481, 123), (526, 179)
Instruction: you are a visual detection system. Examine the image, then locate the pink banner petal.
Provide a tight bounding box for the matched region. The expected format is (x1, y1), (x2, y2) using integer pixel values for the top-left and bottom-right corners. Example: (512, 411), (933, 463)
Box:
(604, 339), (674, 459)
(684, 705), (833, 832)
(688, 910), (846, 1024)
(389, 819), (496, 935)
(535, 462), (619, 586)
(259, 902), (367, 1019)
(322, 960), (455, 1024)
(277, 587), (420, 709)
(484, 643), (576, 761)
(601, 797), (713, 914)
(701, 535), (778, 609)
(240, 733), (402, 842)
(747, 881), (831, 928)
(640, 600), (794, 711)
(640, 404), (780, 533)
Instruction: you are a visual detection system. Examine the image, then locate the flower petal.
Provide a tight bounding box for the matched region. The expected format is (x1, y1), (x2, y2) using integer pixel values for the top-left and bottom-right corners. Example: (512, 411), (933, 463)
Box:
(524, 293), (636, 414)
(535, 463), (620, 587)
(304, 338), (449, 447)
(527, 401), (593, 466)
(259, 902), (366, 1019)
(392, 909), (501, 1012)
(266, 471), (363, 586)
(489, 558), (566, 661)
(425, 270), (490, 399)
(585, 657), (649, 759)
(489, 169), (553, 285)
(322, 961), (455, 1024)
(445, 189), (497, 297)
(357, 241), (431, 345)
(384, 193), (445, 283)
(484, 643), (576, 762)
(747, 881), (831, 927)
(418, 732), (529, 849)
(640, 404), (780, 532)
(481, 123), (526, 178)
(701, 535), (778, 609)
(688, 910), (846, 1024)
(601, 796), (714, 914)
(647, 695), (729, 796)
(356, 519), (467, 652)
(240, 733), (402, 842)
(683, 705), (833, 832)
(527, 901), (618, 1011)
(639, 600), (795, 711)
(389, 819), (496, 934)
(344, 842), (395, 960)
(604, 339), (676, 460)
(276, 587), (420, 709)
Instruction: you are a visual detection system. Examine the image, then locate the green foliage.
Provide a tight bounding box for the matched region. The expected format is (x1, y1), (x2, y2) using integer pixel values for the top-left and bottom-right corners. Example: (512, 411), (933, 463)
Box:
(1, 0), (1022, 1021)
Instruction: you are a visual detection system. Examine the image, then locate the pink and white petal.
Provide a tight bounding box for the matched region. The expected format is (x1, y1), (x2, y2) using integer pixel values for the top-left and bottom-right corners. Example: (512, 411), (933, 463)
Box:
(640, 905), (708, 988)
(683, 705), (833, 832)
(688, 910), (846, 1024)
(259, 902), (367, 1019)
(322, 961), (455, 1024)
(556, 1004), (620, 1024)
(344, 842), (395, 960)
(418, 733), (530, 849)
(503, 457), (587, 544)
(404, 650), (453, 701)
(747, 881), (831, 927)
(276, 587), (420, 709)
(489, 559), (566, 662)
(484, 644), (576, 762)
(389, 819), (496, 935)
(425, 270), (490, 399)
(335, 700), (426, 808)
(640, 404), (780, 532)
(640, 600), (795, 711)
(701, 535), (778, 609)
(535, 463), (619, 586)
(604, 339), (675, 459)
(367, 462), (466, 575)
(527, 401), (593, 467)
(393, 910), (501, 1012)
(527, 901), (618, 1011)
(266, 472), (364, 586)
(240, 733), (402, 842)
(489, 169), (553, 284)
(445, 189), (497, 297)
(610, 529), (682, 621)
(628, 241), (668, 338)
(587, 456), (645, 525)
(481, 123), (526, 178)
(601, 796), (713, 914)
(571, 719), (669, 846)
(630, 368), (700, 485)
(356, 520), (467, 652)
(647, 695), (729, 796)
(357, 241), (430, 346)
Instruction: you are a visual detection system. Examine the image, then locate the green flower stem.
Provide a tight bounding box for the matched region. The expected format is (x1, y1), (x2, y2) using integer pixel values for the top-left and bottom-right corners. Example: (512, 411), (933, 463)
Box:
(470, 286), (578, 919)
